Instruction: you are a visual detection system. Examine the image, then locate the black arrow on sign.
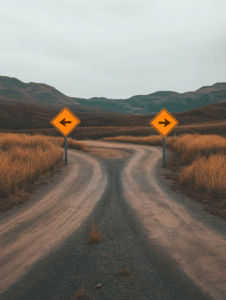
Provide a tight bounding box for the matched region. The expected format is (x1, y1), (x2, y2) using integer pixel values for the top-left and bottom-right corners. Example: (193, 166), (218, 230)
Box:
(60, 118), (72, 127)
(158, 118), (171, 127)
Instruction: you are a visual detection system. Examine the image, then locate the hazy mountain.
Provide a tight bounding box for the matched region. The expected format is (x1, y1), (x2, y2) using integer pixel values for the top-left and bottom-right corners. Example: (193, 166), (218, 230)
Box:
(0, 77), (115, 113)
(0, 76), (226, 115)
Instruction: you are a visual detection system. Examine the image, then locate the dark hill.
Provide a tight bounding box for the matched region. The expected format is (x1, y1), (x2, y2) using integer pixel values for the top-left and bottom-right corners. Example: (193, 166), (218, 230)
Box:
(0, 76), (115, 113)
(0, 76), (226, 115)
(0, 100), (226, 130)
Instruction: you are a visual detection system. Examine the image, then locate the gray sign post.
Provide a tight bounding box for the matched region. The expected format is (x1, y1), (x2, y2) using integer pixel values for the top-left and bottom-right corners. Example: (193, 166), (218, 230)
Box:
(65, 136), (67, 165)
(163, 137), (166, 168)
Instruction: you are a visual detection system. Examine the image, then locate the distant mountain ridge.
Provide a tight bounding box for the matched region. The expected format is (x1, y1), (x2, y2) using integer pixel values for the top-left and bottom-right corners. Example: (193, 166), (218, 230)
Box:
(0, 76), (226, 115)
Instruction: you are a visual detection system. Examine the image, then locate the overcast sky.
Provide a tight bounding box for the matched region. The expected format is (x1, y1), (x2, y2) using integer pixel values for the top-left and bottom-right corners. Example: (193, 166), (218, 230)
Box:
(1, 0), (226, 99)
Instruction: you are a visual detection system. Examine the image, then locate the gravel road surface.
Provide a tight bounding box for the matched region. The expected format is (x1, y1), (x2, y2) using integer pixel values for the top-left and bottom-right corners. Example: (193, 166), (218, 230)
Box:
(0, 140), (226, 300)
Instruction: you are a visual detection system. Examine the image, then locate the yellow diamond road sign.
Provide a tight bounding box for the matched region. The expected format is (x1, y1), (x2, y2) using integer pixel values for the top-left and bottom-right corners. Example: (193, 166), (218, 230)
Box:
(50, 107), (81, 137)
(150, 108), (179, 137)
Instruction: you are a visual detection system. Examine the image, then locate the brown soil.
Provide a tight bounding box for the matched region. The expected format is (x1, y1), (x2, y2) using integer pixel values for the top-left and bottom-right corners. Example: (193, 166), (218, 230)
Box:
(87, 147), (132, 159)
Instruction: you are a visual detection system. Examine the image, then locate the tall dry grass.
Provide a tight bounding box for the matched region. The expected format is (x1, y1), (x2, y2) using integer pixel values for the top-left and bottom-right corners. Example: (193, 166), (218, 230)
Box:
(101, 135), (163, 147)
(44, 135), (88, 152)
(166, 133), (226, 164)
(102, 134), (226, 203)
(179, 154), (226, 199)
(0, 133), (87, 211)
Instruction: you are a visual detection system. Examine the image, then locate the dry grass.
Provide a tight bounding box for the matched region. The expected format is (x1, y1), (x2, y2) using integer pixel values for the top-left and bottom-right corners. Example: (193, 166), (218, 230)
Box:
(165, 133), (226, 164)
(71, 288), (94, 300)
(102, 134), (226, 218)
(0, 133), (87, 212)
(87, 218), (102, 244)
(71, 218), (131, 300)
(44, 135), (88, 152)
(70, 219), (101, 300)
(114, 264), (132, 277)
(101, 134), (163, 146)
(179, 154), (226, 198)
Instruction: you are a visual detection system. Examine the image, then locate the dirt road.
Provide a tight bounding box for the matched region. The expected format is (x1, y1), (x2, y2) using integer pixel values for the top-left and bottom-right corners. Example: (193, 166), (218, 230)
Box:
(0, 140), (226, 300)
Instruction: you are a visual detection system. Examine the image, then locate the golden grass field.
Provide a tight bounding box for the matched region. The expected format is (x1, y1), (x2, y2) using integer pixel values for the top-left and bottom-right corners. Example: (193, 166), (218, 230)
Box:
(102, 134), (226, 219)
(0, 133), (87, 212)
(1, 132), (226, 220)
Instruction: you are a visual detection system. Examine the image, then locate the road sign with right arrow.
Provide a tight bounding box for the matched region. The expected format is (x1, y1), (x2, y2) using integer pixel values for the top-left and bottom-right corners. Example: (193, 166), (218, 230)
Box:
(150, 108), (179, 168)
(150, 108), (179, 137)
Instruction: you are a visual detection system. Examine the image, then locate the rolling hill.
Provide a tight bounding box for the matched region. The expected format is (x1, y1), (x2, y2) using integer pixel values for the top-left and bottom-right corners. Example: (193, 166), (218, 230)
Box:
(0, 101), (226, 130)
(0, 76), (226, 115)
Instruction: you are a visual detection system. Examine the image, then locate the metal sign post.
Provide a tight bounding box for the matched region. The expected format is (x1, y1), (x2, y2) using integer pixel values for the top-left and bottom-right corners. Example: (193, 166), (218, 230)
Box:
(65, 136), (67, 165)
(163, 137), (166, 168)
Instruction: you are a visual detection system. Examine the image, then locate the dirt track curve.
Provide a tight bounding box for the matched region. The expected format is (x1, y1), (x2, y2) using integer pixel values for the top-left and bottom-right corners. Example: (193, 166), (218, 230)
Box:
(0, 140), (226, 300)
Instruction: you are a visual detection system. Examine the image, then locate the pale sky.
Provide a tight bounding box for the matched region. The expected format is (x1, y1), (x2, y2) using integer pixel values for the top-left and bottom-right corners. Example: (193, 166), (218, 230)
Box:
(1, 0), (226, 99)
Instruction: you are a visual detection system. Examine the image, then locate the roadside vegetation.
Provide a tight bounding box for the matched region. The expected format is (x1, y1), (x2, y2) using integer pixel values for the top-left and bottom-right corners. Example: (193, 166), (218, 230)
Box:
(0, 133), (87, 212)
(101, 134), (226, 219)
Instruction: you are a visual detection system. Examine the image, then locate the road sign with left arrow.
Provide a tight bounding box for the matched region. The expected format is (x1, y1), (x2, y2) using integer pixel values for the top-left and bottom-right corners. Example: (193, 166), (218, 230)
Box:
(150, 108), (179, 137)
(50, 107), (81, 137)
